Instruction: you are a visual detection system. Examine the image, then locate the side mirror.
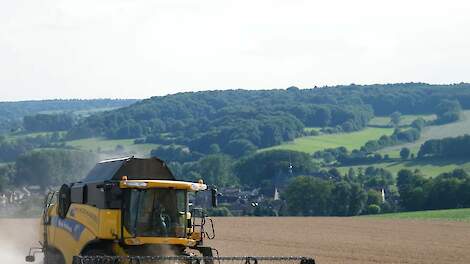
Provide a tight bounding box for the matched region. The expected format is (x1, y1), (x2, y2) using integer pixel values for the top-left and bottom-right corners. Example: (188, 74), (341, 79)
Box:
(211, 188), (218, 208)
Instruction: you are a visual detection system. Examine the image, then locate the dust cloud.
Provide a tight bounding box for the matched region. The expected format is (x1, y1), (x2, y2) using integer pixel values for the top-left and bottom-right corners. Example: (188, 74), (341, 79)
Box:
(0, 219), (41, 264)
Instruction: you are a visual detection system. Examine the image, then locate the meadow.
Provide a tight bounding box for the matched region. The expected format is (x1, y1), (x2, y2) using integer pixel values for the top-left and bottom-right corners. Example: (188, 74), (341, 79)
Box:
(261, 113), (447, 155)
(337, 158), (470, 177)
(368, 114), (436, 127)
(335, 111), (470, 176)
(261, 127), (394, 153)
(380, 110), (470, 156)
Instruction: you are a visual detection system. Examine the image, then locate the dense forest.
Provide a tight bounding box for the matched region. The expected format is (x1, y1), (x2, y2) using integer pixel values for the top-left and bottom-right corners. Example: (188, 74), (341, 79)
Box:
(68, 83), (470, 156)
(0, 99), (137, 132)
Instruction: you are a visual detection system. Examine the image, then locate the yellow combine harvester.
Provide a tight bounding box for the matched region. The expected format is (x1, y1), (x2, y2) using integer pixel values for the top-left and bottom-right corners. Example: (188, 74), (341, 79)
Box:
(26, 157), (315, 264)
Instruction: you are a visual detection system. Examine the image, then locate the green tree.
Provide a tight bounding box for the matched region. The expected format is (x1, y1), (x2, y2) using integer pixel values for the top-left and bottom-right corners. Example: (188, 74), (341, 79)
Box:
(397, 169), (429, 211)
(366, 204), (381, 214)
(400, 147), (411, 159)
(348, 182), (368, 215)
(234, 150), (319, 187)
(194, 154), (236, 187)
(426, 177), (461, 209)
(367, 189), (383, 206)
(330, 181), (352, 216)
(224, 139), (257, 158)
(283, 176), (333, 216)
(390, 111), (402, 127)
(209, 144), (221, 154)
(15, 150), (98, 188)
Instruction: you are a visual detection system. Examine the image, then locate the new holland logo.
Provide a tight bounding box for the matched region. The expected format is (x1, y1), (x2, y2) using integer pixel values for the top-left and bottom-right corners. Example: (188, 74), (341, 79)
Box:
(51, 216), (85, 241)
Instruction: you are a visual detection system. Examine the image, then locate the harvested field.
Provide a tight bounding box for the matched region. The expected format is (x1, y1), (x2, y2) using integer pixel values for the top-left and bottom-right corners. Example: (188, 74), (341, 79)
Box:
(1, 217), (470, 264)
(207, 217), (470, 264)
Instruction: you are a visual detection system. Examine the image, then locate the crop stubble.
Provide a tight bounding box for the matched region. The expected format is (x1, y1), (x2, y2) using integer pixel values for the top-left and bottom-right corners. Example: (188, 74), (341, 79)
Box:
(206, 217), (470, 264)
(1, 217), (469, 264)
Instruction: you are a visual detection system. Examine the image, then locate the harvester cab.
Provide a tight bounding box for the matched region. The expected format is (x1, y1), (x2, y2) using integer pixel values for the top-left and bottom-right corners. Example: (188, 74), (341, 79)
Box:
(26, 156), (315, 264)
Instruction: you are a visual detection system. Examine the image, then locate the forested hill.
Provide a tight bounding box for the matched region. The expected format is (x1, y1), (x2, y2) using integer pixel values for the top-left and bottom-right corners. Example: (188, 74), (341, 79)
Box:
(68, 83), (470, 155)
(0, 99), (138, 132)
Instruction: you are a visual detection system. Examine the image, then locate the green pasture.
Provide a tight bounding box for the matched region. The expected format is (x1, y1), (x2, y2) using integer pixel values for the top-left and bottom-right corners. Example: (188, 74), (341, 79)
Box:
(366, 208), (470, 222)
(337, 157), (470, 178)
(261, 127), (394, 153)
(380, 111), (470, 156)
(368, 114), (436, 127)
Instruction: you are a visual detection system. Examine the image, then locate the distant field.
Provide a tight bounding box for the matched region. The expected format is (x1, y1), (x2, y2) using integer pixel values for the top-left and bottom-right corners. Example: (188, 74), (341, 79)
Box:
(3, 131), (66, 142)
(66, 137), (158, 157)
(379, 145), (420, 159)
(39, 106), (121, 116)
(303, 127), (321, 132)
(337, 158), (470, 177)
(261, 127), (394, 153)
(367, 208), (470, 222)
(73, 107), (123, 117)
(368, 114), (436, 127)
(381, 110), (470, 155)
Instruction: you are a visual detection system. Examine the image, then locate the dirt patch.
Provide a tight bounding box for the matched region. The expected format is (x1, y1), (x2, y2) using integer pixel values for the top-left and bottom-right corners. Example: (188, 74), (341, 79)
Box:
(1, 217), (469, 264)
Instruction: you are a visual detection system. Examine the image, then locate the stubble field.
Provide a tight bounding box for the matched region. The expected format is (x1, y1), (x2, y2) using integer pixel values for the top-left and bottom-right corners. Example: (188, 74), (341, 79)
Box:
(1, 217), (470, 264)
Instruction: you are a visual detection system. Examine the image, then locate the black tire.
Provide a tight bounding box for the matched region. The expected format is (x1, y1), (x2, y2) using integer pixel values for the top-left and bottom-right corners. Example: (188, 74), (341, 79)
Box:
(44, 249), (65, 264)
(81, 248), (111, 256)
(58, 184), (71, 218)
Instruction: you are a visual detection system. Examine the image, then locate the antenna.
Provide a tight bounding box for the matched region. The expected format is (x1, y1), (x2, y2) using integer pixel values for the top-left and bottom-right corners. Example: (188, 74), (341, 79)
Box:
(288, 153), (293, 176)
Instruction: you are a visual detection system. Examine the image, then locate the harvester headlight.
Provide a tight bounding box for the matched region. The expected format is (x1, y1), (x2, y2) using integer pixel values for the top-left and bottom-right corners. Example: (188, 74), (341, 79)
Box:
(190, 183), (207, 191)
(125, 182), (148, 187)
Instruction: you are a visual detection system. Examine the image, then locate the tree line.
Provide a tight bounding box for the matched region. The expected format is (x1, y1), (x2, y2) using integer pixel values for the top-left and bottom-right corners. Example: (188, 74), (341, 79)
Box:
(418, 134), (470, 158)
(68, 83), (470, 156)
(0, 149), (98, 190)
(397, 169), (470, 211)
(0, 99), (137, 133)
(0, 133), (65, 162)
(23, 113), (76, 132)
(1, 146), (468, 217)
(312, 121), (424, 166)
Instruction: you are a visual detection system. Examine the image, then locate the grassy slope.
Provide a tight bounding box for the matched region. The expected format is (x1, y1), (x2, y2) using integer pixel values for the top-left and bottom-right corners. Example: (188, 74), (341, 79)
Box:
(38, 106), (124, 116)
(380, 110), (470, 157)
(368, 114), (436, 127)
(66, 138), (158, 157)
(366, 208), (470, 222)
(261, 114), (436, 154)
(337, 111), (470, 177)
(337, 158), (470, 177)
(3, 131), (65, 142)
(261, 127), (394, 153)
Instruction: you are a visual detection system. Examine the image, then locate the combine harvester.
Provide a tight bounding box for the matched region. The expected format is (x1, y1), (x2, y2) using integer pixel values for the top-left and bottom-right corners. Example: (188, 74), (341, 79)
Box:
(26, 157), (315, 264)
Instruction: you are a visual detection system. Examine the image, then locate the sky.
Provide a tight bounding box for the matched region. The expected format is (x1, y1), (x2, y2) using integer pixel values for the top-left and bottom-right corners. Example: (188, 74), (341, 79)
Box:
(1, 0), (470, 101)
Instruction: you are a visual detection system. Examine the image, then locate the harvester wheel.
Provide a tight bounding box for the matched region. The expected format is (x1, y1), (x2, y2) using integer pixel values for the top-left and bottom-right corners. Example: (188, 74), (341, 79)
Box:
(44, 248), (65, 264)
(82, 249), (110, 256)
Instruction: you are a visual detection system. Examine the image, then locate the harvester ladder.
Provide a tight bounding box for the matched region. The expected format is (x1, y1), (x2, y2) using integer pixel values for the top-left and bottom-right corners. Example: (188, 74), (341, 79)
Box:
(42, 192), (56, 258)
